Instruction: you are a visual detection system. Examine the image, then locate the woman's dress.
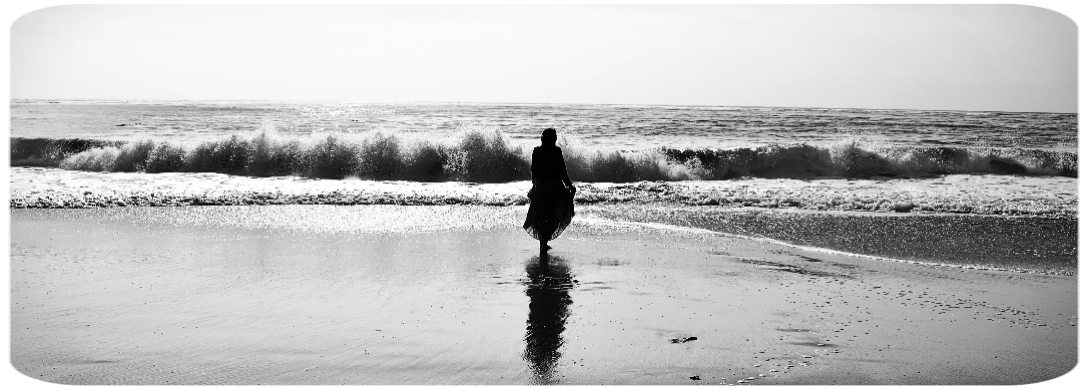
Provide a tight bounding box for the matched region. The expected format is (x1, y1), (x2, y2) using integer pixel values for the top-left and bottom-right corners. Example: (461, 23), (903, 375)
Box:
(523, 146), (575, 241)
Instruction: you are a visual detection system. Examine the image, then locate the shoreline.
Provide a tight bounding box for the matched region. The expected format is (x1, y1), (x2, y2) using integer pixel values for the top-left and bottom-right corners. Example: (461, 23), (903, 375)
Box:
(9, 197), (1077, 276)
(9, 206), (1078, 385)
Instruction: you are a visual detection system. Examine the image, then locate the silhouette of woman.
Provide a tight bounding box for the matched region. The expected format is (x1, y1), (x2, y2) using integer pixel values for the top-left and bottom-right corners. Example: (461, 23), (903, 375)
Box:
(523, 128), (576, 251)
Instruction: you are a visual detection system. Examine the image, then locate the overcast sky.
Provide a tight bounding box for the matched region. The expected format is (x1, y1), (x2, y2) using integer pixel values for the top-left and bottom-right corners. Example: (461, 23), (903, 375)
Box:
(10, 4), (1078, 112)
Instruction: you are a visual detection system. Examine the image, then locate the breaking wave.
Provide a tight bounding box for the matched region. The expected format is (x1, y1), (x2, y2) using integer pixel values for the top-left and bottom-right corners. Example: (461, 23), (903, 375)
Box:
(10, 130), (1078, 182)
(660, 143), (1077, 178)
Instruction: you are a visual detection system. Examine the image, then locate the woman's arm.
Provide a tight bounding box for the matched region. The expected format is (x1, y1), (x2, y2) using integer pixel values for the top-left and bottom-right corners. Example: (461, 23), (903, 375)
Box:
(530, 147), (539, 184)
(558, 149), (574, 190)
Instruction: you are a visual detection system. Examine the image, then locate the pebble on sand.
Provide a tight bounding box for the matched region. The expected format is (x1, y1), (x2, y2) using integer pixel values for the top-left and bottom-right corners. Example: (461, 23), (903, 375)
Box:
(670, 336), (698, 343)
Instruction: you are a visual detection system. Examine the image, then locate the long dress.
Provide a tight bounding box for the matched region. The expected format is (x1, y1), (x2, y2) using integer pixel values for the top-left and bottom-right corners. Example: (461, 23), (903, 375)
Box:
(523, 145), (575, 241)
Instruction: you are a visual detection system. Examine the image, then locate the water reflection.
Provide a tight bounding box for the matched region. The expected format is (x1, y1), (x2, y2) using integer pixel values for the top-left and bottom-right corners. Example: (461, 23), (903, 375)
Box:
(523, 253), (576, 384)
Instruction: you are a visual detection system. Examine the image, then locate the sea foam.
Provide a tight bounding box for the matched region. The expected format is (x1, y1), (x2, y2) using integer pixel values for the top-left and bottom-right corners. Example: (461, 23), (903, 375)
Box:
(9, 167), (1076, 217)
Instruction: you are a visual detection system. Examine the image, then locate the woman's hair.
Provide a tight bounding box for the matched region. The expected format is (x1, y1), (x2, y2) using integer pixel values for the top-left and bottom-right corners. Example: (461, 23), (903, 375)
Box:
(541, 128), (557, 143)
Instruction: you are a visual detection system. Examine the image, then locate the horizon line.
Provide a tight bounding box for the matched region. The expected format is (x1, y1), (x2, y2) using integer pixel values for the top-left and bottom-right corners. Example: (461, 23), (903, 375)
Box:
(10, 98), (1077, 115)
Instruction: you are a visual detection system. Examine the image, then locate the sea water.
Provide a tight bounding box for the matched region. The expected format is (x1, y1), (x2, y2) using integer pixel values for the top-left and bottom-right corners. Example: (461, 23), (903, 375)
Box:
(7, 99), (1078, 274)
(9, 100), (1078, 151)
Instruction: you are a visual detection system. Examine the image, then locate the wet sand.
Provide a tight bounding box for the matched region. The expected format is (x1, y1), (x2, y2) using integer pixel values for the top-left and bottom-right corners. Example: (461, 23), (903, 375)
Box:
(591, 205), (1078, 275)
(9, 206), (1079, 385)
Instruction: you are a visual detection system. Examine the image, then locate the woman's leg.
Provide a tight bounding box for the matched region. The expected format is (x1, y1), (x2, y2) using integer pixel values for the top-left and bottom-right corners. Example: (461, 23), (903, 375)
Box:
(539, 218), (554, 251)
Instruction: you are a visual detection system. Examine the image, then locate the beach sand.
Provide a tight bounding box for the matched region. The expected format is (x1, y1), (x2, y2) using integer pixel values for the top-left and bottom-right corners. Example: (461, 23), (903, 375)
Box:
(9, 206), (1078, 385)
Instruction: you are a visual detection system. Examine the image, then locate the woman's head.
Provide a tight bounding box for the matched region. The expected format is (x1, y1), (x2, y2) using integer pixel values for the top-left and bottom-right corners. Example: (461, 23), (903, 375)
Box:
(541, 128), (557, 145)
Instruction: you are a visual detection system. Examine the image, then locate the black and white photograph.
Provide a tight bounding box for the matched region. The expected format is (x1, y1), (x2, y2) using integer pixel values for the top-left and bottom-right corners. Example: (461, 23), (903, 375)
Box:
(5, 2), (1080, 386)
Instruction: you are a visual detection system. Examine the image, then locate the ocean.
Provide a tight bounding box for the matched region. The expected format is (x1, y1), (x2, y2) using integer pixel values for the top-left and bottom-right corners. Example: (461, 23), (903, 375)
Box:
(8, 99), (1078, 274)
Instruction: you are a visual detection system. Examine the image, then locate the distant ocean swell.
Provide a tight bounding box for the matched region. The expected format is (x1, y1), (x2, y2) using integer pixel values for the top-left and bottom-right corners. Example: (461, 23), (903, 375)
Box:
(10, 130), (1077, 182)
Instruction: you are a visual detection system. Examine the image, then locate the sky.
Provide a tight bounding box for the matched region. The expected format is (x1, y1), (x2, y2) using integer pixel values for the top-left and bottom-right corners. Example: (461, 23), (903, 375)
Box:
(8, 3), (1079, 113)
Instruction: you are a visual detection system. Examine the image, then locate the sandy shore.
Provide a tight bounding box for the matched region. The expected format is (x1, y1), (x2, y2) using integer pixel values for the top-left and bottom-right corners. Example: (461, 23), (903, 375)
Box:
(8, 206), (1079, 385)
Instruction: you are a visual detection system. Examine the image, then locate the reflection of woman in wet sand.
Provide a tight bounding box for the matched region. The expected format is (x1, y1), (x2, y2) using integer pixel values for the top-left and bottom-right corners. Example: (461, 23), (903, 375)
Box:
(523, 128), (577, 251)
(523, 253), (574, 384)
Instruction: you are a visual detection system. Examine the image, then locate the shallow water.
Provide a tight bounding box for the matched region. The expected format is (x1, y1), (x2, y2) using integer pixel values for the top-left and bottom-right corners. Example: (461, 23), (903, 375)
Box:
(159, 203), (1080, 276)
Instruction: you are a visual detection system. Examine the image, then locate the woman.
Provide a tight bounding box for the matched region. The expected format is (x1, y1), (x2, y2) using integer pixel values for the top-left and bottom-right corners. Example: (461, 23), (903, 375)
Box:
(523, 128), (577, 251)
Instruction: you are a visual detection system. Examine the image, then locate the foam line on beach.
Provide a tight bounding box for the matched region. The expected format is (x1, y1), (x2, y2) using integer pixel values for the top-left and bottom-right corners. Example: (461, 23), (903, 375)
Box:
(736, 233), (1050, 275)
(603, 217), (1058, 275)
